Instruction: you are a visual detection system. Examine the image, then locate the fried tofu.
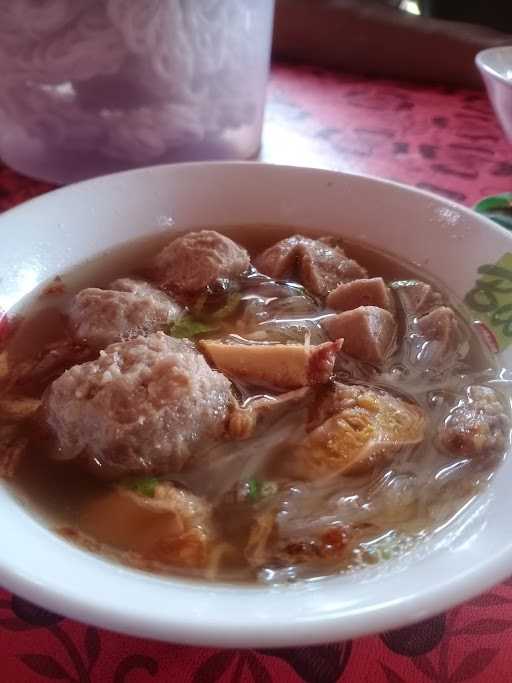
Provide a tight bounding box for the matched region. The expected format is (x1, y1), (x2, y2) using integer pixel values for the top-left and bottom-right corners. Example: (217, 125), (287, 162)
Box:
(200, 339), (343, 389)
(295, 383), (425, 479)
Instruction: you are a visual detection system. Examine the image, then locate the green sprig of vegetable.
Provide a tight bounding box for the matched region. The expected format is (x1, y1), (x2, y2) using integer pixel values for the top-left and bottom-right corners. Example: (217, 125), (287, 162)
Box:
(168, 291), (242, 340)
(125, 477), (159, 498)
(168, 315), (218, 339)
(247, 478), (278, 502)
(248, 477), (262, 501)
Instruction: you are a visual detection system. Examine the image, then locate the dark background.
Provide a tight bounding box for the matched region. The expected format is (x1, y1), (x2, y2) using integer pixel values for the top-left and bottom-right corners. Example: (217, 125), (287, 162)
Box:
(419, 0), (512, 31)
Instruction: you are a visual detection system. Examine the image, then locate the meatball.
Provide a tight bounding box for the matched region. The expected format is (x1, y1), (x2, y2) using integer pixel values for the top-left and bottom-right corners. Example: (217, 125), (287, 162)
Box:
(437, 385), (509, 458)
(43, 332), (233, 479)
(70, 278), (182, 350)
(154, 230), (250, 293)
(254, 235), (367, 297)
(413, 306), (460, 369)
(393, 280), (442, 317)
(322, 306), (396, 364)
(326, 277), (394, 312)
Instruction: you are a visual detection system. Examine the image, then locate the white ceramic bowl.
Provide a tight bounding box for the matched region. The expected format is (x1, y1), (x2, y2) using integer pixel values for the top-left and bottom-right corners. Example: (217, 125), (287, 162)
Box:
(1, 162), (512, 647)
(476, 46), (512, 141)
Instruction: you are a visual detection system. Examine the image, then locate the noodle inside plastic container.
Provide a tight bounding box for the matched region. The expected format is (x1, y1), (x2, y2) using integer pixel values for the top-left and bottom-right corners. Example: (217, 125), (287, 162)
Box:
(0, 0), (275, 183)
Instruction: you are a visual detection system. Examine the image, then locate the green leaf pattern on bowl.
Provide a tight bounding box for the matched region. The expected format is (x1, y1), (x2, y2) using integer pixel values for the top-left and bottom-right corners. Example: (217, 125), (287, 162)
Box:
(474, 193), (512, 232)
(463, 194), (512, 352)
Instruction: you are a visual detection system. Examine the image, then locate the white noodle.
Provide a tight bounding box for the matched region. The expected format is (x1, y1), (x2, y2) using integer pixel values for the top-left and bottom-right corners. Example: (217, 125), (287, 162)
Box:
(0, 0), (260, 164)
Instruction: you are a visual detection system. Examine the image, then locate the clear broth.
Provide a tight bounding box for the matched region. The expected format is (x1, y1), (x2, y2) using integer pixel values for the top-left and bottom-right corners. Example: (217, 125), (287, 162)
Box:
(1, 226), (508, 584)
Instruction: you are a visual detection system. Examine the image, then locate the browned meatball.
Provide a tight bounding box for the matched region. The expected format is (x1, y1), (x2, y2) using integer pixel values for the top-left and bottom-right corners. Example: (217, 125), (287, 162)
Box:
(322, 306), (396, 364)
(43, 332), (233, 479)
(437, 385), (509, 458)
(326, 277), (394, 312)
(254, 235), (367, 297)
(70, 278), (182, 350)
(154, 230), (250, 293)
(393, 280), (442, 317)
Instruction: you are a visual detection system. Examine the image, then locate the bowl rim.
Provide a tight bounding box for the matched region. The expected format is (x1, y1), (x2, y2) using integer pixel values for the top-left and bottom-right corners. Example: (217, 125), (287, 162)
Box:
(476, 45), (512, 86)
(2, 160), (512, 647)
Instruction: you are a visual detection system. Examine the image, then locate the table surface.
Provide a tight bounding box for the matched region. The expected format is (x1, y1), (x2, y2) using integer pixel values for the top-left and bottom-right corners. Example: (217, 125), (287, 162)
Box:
(1, 63), (512, 683)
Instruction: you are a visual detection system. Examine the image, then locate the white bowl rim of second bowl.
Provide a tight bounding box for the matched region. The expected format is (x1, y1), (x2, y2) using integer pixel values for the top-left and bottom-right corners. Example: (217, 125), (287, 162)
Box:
(476, 45), (512, 86)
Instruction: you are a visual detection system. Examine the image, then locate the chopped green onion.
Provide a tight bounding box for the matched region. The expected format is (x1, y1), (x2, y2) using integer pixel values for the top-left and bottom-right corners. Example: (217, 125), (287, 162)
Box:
(168, 315), (218, 339)
(248, 477), (262, 501)
(246, 478), (278, 502)
(126, 477), (159, 498)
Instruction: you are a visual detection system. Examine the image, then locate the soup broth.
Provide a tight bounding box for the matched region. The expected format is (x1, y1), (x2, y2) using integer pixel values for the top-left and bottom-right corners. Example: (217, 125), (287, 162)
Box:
(0, 226), (509, 584)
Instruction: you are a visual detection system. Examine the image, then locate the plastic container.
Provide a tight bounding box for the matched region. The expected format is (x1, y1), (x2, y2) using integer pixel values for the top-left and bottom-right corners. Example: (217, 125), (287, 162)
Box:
(476, 46), (512, 144)
(0, 1), (275, 184)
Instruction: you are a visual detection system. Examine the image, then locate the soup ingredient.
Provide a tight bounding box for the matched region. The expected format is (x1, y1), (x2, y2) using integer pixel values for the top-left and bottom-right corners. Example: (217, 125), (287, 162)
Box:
(127, 477), (159, 498)
(412, 306), (460, 368)
(326, 277), (393, 312)
(200, 338), (343, 390)
(238, 284), (326, 344)
(4, 338), (92, 398)
(228, 388), (312, 439)
(437, 385), (508, 457)
(70, 278), (182, 349)
(5, 228), (509, 584)
(168, 315), (218, 339)
(253, 234), (302, 279)
(393, 280), (465, 373)
(154, 230), (250, 293)
(0, 424), (27, 478)
(80, 482), (214, 569)
(392, 280), (442, 317)
(403, 309), (463, 376)
(254, 235), (367, 297)
(0, 397), (39, 478)
(295, 383), (425, 479)
(246, 510), (348, 570)
(245, 478), (279, 502)
(0, 397), (41, 420)
(322, 306), (396, 364)
(238, 279), (318, 325)
(43, 332), (233, 479)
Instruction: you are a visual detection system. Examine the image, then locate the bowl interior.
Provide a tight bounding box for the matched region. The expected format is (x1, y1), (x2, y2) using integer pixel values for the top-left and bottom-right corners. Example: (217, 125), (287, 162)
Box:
(1, 162), (512, 647)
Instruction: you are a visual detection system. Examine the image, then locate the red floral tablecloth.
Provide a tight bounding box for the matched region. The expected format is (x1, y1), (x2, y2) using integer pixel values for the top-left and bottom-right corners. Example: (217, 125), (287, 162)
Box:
(1, 63), (512, 682)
